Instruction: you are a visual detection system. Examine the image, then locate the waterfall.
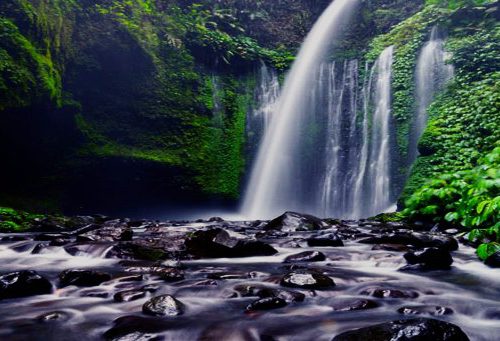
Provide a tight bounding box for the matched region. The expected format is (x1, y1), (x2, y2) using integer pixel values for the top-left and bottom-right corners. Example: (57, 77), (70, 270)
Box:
(241, 0), (360, 219)
(409, 26), (454, 162)
(253, 62), (280, 130)
(364, 46), (396, 216)
(246, 63), (280, 166)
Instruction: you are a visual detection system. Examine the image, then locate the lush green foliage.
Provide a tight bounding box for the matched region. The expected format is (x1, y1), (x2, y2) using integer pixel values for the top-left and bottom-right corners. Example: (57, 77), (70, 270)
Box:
(0, 207), (43, 231)
(404, 146), (499, 260)
(366, 6), (450, 158)
(425, 0), (496, 9)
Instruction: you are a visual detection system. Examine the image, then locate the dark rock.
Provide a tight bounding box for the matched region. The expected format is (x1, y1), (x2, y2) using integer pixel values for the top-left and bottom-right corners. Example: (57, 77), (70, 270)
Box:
(208, 217), (224, 222)
(58, 269), (111, 287)
(307, 234), (344, 247)
(358, 232), (458, 251)
(103, 316), (173, 340)
(142, 295), (184, 316)
(31, 243), (50, 254)
(76, 225), (133, 242)
(124, 266), (184, 282)
(361, 287), (419, 299)
(264, 212), (328, 232)
(37, 311), (71, 323)
(35, 233), (66, 241)
(331, 299), (379, 312)
(332, 318), (469, 340)
(403, 247), (453, 270)
(246, 297), (287, 311)
(142, 284), (160, 293)
(114, 290), (147, 302)
(0, 270), (52, 299)
(372, 244), (411, 252)
(485, 251), (500, 268)
(185, 228), (277, 258)
(257, 288), (305, 302)
(232, 284), (266, 297)
(1, 235), (30, 242)
(284, 251), (326, 263)
(106, 239), (183, 261)
(398, 305), (453, 316)
(49, 238), (71, 246)
(281, 270), (335, 289)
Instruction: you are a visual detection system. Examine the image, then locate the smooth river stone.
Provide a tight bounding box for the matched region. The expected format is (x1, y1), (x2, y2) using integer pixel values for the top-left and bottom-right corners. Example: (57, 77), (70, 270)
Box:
(280, 270), (335, 289)
(142, 295), (184, 316)
(0, 270), (52, 299)
(284, 251), (326, 263)
(332, 318), (469, 340)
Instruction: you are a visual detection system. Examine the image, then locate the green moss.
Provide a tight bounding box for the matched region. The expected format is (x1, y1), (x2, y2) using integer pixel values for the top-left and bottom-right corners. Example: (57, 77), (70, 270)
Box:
(0, 206), (44, 231)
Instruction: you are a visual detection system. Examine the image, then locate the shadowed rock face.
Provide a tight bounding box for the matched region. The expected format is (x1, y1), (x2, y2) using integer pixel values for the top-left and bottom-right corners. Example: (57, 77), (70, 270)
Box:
(332, 318), (470, 341)
(185, 228), (278, 258)
(0, 270), (52, 299)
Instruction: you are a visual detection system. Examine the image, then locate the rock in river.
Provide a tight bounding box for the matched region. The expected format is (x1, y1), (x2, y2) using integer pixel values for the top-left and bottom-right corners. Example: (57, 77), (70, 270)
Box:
(264, 211), (328, 232)
(142, 295), (184, 316)
(59, 269), (111, 287)
(114, 290), (147, 303)
(485, 251), (500, 268)
(281, 270), (335, 289)
(331, 299), (379, 312)
(398, 305), (453, 316)
(402, 247), (453, 270)
(246, 297), (287, 311)
(284, 251), (326, 263)
(307, 234), (344, 247)
(0, 270), (52, 299)
(185, 228), (277, 258)
(332, 318), (469, 340)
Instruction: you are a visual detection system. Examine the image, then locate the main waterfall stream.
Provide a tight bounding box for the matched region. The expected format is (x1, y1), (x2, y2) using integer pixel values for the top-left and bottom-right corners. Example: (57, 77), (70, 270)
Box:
(241, 0), (361, 220)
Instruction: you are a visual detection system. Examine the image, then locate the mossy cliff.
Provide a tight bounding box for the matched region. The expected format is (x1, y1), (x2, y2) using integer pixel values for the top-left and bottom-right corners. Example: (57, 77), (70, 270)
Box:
(0, 0), (422, 214)
(0, 0), (496, 217)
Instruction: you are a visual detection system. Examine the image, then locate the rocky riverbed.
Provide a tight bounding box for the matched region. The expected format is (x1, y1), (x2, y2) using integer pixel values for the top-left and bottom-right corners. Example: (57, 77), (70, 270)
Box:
(0, 212), (499, 340)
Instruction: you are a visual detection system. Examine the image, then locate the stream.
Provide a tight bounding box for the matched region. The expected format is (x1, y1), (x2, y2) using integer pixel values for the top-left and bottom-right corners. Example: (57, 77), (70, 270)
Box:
(0, 214), (499, 340)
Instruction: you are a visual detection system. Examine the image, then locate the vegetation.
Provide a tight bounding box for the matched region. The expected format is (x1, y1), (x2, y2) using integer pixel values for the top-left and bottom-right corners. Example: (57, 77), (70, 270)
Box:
(0, 207), (43, 231)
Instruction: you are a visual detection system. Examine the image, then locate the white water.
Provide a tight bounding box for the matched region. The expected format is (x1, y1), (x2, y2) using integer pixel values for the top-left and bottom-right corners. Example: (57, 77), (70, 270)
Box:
(253, 62), (280, 130)
(365, 46), (396, 216)
(409, 26), (454, 162)
(242, 0), (360, 219)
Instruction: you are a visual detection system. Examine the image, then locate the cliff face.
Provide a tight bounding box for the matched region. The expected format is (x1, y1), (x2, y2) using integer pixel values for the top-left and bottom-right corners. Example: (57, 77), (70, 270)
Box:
(3, 0), (493, 217)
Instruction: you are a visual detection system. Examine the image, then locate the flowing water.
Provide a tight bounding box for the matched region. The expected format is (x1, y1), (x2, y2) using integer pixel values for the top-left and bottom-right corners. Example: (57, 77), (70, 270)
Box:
(241, 0), (361, 220)
(0, 220), (499, 340)
(408, 26), (454, 162)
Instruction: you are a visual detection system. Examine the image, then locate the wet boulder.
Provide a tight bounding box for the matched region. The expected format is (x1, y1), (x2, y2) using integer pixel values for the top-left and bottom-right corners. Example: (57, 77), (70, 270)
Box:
(58, 269), (111, 287)
(332, 318), (469, 340)
(103, 316), (175, 340)
(76, 225), (132, 242)
(398, 305), (453, 316)
(185, 228), (277, 258)
(331, 299), (379, 312)
(402, 247), (453, 270)
(106, 235), (186, 261)
(281, 270), (335, 289)
(124, 266), (184, 282)
(358, 232), (458, 251)
(257, 288), (306, 302)
(361, 287), (419, 299)
(307, 234), (344, 247)
(485, 251), (500, 268)
(284, 251), (326, 263)
(263, 212), (328, 232)
(142, 295), (184, 316)
(246, 297), (287, 311)
(0, 270), (52, 299)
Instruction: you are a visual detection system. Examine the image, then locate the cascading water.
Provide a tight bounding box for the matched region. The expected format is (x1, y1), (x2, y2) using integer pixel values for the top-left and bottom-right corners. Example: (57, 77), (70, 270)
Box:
(252, 62), (280, 130)
(359, 46), (396, 217)
(408, 26), (454, 162)
(241, 0), (360, 219)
